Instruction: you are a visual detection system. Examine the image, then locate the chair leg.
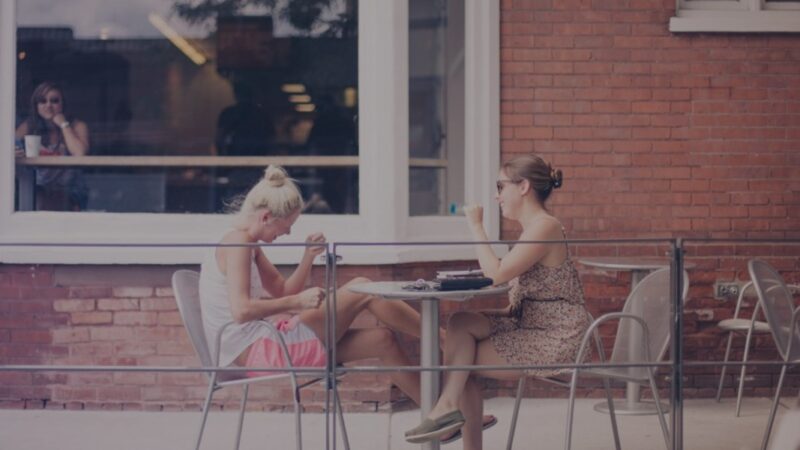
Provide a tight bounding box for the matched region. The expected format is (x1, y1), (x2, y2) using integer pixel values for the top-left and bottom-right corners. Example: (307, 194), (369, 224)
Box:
(647, 372), (671, 450)
(716, 331), (734, 402)
(564, 370), (580, 450)
(195, 376), (217, 450)
(601, 377), (621, 450)
(292, 382), (303, 450)
(334, 385), (351, 450)
(506, 377), (526, 450)
(760, 364), (787, 450)
(736, 328), (756, 417)
(234, 384), (249, 450)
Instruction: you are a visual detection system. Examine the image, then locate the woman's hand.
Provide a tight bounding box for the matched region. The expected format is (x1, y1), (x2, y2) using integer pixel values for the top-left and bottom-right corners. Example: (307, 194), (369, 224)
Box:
(296, 287), (325, 310)
(463, 204), (484, 228)
(303, 232), (326, 258)
(52, 113), (68, 128)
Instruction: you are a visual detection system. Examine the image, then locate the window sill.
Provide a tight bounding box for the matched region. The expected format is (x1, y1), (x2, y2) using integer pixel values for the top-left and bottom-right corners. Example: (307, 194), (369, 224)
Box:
(0, 212), (498, 265)
(670, 11), (800, 33)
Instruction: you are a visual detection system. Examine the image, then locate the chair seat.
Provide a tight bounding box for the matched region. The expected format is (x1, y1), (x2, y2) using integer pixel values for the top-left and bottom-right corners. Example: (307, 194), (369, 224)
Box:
(580, 367), (649, 384)
(718, 318), (771, 333)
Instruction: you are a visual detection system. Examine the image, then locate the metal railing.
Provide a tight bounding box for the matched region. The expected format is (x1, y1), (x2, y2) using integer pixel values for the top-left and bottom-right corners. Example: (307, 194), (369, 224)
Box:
(1, 238), (798, 450)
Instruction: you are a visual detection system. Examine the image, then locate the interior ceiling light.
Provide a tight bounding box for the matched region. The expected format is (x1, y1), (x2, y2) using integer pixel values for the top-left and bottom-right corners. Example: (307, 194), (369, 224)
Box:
(281, 84), (306, 94)
(148, 13), (207, 66)
(289, 94), (311, 103)
(295, 104), (316, 112)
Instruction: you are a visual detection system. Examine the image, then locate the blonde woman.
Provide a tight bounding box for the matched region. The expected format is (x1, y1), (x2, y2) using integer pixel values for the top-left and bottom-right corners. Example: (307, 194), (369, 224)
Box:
(405, 155), (591, 449)
(199, 165), (427, 398)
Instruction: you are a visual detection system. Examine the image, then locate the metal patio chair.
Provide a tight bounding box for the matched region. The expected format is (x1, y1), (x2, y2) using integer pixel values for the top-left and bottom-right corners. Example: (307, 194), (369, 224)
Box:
(747, 260), (800, 450)
(714, 280), (772, 416)
(505, 267), (689, 450)
(172, 269), (350, 450)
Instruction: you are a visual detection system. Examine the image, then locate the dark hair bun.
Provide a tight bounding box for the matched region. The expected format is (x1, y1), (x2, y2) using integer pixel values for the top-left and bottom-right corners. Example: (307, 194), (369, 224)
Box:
(550, 168), (563, 189)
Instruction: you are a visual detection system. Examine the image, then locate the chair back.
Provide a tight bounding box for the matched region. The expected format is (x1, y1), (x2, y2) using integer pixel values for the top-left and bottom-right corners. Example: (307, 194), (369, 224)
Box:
(609, 267), (690, 380)
(172, 270), (215, 371)
(748, 259), (800, 362)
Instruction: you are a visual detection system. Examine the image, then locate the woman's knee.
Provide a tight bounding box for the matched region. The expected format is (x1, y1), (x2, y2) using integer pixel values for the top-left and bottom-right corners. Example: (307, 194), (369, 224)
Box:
(344, 276), (372, 287)
(447, 311), (480, 332)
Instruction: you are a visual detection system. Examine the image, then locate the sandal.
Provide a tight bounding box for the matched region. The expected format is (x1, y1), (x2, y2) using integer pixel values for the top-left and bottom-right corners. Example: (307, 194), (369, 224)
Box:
(405, 410), (466, 444)
(441, 415), (498, 444)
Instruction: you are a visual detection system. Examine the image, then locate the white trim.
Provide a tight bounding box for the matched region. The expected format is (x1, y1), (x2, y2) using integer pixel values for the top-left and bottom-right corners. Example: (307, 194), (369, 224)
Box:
(0, 0), (16, 224)
(464, 0), (501, 240)
(671, 1), (800, 32)
(0, 0), (500, 265)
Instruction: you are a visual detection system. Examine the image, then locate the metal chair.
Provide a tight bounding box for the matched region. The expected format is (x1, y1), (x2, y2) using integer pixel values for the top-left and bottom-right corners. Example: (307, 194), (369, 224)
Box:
(714, 280), (771, 416)
(747, 259), (800, 450)
(505, 267), (689, 450)
(172, 269), (350, 450)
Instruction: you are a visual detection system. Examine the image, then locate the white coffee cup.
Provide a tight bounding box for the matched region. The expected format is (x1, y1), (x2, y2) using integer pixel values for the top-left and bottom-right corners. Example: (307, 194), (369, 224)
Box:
(24, 135), (41, 157)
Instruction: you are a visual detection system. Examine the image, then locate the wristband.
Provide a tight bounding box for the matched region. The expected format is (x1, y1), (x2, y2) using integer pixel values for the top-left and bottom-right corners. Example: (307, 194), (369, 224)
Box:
(59, 121), (71, 130)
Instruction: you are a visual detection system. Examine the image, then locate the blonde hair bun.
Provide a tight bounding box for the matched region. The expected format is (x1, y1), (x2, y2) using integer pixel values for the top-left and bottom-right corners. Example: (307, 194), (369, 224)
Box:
(264, 165), (288, 188)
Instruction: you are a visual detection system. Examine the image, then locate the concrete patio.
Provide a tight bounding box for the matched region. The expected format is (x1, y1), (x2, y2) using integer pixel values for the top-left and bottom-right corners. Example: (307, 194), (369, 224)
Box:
(1, 396), (796, 450)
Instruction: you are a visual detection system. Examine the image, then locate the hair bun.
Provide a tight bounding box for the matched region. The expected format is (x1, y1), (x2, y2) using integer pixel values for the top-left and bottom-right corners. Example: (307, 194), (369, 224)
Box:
(264, 165), (287, 187)
(550, 168), (563, 189)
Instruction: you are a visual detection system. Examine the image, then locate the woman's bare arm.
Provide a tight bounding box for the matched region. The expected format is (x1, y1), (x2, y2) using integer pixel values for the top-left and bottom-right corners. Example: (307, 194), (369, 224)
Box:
(225, 246), (300, 323)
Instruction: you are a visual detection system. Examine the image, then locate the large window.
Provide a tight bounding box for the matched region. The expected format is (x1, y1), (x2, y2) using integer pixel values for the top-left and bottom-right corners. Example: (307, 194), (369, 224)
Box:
(0, 0), (499, 264)
(13, 0), (358, 214)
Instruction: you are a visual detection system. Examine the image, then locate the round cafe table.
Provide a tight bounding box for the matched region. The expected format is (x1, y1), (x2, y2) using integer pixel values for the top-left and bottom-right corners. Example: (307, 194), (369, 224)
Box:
(349, 281), (510, 450)
(578, 257), (691, 416)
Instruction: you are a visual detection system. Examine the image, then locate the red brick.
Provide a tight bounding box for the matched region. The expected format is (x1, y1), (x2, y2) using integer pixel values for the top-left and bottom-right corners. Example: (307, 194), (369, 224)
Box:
(53, 299), (95, 313)
(71, 312), (112, 325)
(113, 312), (158, 326)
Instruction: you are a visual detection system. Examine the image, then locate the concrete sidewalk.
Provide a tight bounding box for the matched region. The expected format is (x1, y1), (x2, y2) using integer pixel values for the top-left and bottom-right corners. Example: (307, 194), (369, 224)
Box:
(0, 397), (794, 449)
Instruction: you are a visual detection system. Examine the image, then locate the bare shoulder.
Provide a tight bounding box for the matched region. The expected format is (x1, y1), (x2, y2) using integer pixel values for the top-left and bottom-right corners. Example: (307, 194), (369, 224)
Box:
(218, 230), (254, 258)
(521, 215), (563, 240)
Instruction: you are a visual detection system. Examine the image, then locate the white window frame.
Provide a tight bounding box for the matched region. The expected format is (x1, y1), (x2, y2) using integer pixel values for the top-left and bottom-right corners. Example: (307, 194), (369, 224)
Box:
(0, 0), (500, 265)
(670, 0), (800, 32)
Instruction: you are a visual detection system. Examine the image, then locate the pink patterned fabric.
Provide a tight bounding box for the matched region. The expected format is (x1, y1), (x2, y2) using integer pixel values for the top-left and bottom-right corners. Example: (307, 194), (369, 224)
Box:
(244, 316), (327, 377)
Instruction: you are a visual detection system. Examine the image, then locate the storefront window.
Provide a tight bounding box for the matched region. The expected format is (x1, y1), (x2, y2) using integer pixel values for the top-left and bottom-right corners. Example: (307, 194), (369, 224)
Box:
(14, 0), (358, 213)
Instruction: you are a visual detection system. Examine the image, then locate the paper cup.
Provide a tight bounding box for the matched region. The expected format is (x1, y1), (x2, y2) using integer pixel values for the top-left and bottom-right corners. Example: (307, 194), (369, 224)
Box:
(24, 135), (41, 157)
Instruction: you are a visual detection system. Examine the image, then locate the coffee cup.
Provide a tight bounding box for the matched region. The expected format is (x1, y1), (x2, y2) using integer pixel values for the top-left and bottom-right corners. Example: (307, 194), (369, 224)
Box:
(24, 135), (41, 157)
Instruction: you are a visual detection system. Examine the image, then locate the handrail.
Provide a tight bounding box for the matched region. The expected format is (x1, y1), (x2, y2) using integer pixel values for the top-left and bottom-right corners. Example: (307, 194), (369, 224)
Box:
(13, 155), (449, 168)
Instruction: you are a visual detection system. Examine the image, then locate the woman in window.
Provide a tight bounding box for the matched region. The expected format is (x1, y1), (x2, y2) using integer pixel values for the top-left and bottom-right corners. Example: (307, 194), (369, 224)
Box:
(404, 155), (591, 449)
(15, 81), (90, 210)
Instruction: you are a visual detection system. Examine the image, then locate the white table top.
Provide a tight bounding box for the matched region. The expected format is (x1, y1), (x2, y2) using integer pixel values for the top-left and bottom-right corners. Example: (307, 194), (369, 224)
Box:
(578, 257), (692, 271)
(348, 281), (510, 301)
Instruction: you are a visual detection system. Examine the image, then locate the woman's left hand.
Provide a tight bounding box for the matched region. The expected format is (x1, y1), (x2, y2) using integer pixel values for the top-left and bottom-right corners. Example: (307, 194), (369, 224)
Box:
(304, 232), (327, 257)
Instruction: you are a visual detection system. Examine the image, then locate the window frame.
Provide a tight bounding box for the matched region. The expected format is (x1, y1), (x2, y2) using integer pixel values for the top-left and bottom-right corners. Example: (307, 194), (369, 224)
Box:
(0, 0), (500, 265)
(670, 0), (800, 32)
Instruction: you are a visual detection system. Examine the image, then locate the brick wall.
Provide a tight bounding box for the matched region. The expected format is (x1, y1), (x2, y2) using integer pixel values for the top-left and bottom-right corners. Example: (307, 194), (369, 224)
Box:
(497, 0), (800, 401)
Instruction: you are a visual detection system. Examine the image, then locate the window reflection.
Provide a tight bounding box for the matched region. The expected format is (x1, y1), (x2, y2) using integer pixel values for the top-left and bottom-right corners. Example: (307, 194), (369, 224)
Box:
(14, 0), (358, 214)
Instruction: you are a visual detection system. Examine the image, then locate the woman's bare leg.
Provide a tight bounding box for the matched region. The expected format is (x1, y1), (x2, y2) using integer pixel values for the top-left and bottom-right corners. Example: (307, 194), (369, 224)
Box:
(335, 327), (421, 405)
(427, 311), (493, 419)
(459, 377), (484, 450)
(299, 277), (423, 343)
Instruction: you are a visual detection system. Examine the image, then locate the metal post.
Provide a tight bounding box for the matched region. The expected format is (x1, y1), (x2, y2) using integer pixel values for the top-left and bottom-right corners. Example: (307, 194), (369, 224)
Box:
(420, 297), (441, 450)
(328, 244), (338, 450)
(670, 239), (684, 450)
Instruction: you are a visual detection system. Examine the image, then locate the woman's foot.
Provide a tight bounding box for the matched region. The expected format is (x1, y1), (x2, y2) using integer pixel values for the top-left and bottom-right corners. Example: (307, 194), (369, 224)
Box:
(440, 414), (498, 444)
(405, 409), (466, 443)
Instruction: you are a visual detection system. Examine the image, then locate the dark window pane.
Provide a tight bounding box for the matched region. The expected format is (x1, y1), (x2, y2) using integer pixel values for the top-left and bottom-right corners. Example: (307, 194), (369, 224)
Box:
(14, 0), (358, 214)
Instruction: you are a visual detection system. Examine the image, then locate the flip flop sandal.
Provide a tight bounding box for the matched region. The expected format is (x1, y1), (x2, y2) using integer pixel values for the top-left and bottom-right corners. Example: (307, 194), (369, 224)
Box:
(441, 415), (499, 445)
